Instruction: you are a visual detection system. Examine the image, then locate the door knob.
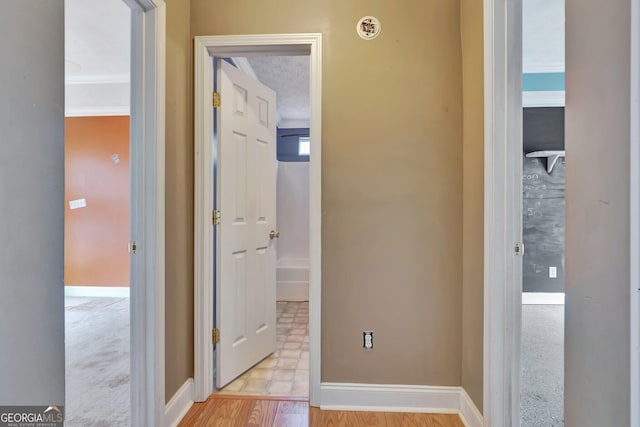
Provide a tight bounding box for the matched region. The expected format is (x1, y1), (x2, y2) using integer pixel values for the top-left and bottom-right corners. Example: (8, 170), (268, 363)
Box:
(269, 230), (280, 240)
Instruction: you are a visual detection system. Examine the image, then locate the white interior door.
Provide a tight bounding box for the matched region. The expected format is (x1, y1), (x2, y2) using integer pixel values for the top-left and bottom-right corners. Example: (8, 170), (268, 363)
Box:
(216, 60), (278, 388)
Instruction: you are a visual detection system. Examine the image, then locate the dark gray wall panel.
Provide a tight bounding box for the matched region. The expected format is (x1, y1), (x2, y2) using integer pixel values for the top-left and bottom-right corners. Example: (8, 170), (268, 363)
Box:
(522, 157), (565, 292)
(523, 107), (565, 152)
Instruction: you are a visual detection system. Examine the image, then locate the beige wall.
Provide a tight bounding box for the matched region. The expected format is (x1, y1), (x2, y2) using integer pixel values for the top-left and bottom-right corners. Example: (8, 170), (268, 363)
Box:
(188, 0), (464, 387)
(460, 0), (484, 411)
(565, 0), (630, 424)
(165, 0), (194, 401)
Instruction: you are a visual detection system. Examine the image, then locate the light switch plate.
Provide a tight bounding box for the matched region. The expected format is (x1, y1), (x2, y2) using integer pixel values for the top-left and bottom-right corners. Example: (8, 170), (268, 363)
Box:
(549, 266), (557, 278)
(69, 198), (87, 210)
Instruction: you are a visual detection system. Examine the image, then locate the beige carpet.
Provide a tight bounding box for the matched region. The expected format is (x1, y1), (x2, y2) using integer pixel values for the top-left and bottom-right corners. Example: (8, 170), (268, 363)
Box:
(521, 304), (564, 427)
(65, 296), (130, 427)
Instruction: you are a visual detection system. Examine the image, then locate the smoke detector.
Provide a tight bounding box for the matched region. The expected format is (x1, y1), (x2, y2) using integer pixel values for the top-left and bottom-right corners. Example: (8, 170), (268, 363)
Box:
(357, 16), (381, 40)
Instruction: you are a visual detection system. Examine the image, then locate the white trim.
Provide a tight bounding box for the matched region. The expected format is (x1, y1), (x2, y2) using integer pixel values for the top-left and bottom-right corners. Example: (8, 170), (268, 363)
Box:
(460, 388), (484, 427)
(522, 62), (565, 74)
(125, 0), (166, 426)
(65, 106), (130, 117)
(276, 282), (309, 301)
(64, 286), (130, 298)
(193, 33), (322, 406)
(65, 74), (130, 85)
(229, 57), (258, 80)
(319, 383), (482, 427)
(483, 0), (523, 426)
(631, 0), (640, 421)
(193, 34), (215, 402)
(522, 91), (565, 108)
(522, 292), (565, 305)
(164, 378), (194, 427)
(278, 118), (310, 129)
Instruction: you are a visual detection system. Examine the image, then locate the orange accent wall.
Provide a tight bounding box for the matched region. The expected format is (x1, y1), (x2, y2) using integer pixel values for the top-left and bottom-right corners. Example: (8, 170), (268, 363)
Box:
(64, 116), (130, 287)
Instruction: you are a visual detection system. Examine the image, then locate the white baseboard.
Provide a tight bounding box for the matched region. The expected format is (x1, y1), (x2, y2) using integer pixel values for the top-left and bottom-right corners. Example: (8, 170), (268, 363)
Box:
(165, 378), (194, 427)
(522, 292), (565, 305)
(276, 281), (309, 301)
(522, 90), (565, 107)
(64, 286), (130, 298)
(459, 388), (483, 427)
(319, 382), (482, 427)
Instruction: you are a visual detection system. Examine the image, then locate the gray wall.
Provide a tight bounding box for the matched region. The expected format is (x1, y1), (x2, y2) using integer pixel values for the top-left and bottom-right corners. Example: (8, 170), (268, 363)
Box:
(523, 107), (564, 152)
(565, 0), (630, 424)
(277, 128), (309, 162)
(0, 0), (65, 406)
(522, 157), (565, 293)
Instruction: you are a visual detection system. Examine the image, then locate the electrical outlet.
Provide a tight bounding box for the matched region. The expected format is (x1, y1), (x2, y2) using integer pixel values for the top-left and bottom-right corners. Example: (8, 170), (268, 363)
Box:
(549, 266), (557, 278)
(363, 331), (373, 350)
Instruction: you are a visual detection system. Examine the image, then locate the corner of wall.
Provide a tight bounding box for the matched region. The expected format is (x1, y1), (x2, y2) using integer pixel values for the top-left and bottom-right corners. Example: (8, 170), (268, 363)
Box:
(460, 0), (485, 413)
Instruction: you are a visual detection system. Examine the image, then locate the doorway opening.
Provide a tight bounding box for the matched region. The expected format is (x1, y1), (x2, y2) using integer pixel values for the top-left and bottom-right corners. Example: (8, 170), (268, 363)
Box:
(485, 0), (640, 424)
(213, 56), (311, 397)
(63, 0), (166, 425)
(64, 0), (132, 423)
(520, 1), (565, 426)
(193, 34), (322, 406)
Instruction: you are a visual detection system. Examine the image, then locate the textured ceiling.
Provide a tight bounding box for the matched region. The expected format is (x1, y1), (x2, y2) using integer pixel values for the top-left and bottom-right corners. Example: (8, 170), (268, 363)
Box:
(65, 0), (130, 80)
(246, 56), (310, 124)
(64, 0), (130, 115)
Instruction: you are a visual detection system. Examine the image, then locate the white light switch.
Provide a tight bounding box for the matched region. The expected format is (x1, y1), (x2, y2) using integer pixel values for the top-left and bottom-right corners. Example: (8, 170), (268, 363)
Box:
(69, 198), (87, 210)
(549, 266), (557, 278)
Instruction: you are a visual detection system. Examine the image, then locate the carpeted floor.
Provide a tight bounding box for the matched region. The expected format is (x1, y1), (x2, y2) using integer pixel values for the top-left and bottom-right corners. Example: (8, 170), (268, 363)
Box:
(521, 304), (564, 427)
(65, 296), (130, 427)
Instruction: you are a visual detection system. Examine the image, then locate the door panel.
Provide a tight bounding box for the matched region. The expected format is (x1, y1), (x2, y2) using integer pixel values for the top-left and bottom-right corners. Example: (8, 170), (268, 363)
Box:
(217, 60), (277, 388)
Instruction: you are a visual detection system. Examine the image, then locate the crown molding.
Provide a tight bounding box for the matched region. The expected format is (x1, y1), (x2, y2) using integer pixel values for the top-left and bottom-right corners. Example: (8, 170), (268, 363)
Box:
(65, 74), (130, 85)
(65, 106), (130, 117)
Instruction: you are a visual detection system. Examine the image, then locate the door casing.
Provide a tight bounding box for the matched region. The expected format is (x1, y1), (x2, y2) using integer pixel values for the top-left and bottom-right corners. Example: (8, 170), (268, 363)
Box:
(193, 33), (322, 405)
(120, 0), (166, 425)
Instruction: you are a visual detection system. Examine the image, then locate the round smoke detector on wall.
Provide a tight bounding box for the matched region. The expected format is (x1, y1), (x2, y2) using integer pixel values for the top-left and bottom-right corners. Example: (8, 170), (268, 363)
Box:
(357, 16), (381, 40)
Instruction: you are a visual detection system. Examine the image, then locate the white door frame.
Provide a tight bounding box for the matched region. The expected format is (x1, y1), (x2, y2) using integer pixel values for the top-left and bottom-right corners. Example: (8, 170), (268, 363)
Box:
(193, 33), (322, 405)
(483, 0), (640, 425)
(121, 0), (166, 425)
(631, 0), (640, 423)
(482, 0), (524, 425)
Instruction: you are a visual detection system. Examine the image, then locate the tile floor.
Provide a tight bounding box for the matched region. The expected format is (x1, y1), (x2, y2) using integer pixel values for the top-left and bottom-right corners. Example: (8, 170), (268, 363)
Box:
(218, 301), (309, 397)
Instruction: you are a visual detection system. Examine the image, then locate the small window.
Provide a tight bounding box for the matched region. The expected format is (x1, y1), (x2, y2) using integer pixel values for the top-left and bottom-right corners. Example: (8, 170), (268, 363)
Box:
(298, 136), (310, 156)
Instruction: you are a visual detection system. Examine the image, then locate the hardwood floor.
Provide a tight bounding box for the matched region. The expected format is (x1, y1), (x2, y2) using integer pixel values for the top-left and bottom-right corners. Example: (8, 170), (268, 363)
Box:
(178, 395), (465, 426)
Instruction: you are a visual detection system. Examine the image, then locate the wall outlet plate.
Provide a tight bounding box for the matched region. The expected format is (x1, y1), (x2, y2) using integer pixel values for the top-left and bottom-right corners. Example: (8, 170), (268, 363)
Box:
(363, 331), (373, 350)
(549, 266), (557, 278)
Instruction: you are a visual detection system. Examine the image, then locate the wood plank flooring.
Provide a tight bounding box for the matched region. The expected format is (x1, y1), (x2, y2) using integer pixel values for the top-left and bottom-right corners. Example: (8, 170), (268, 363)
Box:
(178, 395), (465, 426)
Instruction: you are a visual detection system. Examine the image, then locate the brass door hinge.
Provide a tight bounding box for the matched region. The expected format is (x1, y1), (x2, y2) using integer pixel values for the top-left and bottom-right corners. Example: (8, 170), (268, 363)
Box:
(128, 241), (137, 254)
(212, 210), (221, 225)
(212, 327), (220, 344)
(212, 92), (221, 108)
